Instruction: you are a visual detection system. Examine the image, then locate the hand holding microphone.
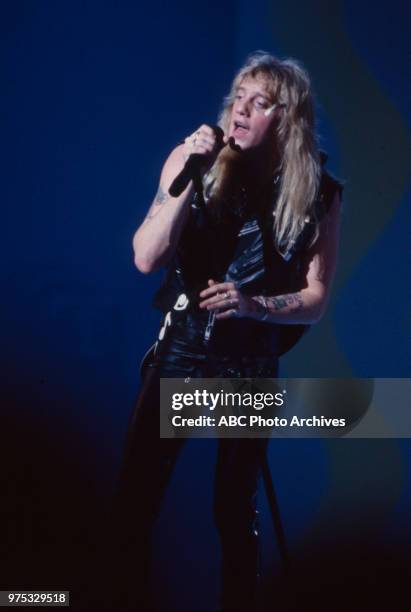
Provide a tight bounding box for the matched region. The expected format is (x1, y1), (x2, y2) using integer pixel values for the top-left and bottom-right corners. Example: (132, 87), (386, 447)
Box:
(169, 124), (226, 197)
(183, 124), (225, 160)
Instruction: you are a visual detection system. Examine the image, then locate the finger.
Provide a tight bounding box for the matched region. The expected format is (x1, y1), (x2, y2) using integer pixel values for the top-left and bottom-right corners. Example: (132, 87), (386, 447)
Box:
(196, 133), (216, 145)
(198, 279), (217, 303)
(186, 130), (210, 147)
(192, 142), (216, 156)
(200, 142), (217, 154)
(198, 124), (216, 137)
(216, 309), (238, 320)
(195, 141), (216, 155)
(199, 296), (226, 310)
(199, 285), (222, 299)
(199, 282), (232, 299)
(200, 295), (239, 310)
(193, 145), (209, 155)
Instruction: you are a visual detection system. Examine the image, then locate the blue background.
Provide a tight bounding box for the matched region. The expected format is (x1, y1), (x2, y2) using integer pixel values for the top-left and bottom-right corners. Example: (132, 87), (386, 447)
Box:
(1, 1), (410, 609)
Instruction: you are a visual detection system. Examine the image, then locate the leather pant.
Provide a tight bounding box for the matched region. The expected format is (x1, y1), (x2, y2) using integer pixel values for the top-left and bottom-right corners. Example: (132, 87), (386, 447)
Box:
(109, 320), (279, 611)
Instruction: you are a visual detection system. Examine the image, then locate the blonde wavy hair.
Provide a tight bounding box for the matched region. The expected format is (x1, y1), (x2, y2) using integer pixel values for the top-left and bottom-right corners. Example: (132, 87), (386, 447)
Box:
(204, 51), (322, 252)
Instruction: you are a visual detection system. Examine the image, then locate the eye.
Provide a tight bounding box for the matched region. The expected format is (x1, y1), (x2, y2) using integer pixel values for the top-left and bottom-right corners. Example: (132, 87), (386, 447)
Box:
(254, 99), (269, 109)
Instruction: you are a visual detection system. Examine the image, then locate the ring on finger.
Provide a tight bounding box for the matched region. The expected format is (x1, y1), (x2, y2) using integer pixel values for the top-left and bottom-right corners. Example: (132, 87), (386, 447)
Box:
(223, 291), (230, 299)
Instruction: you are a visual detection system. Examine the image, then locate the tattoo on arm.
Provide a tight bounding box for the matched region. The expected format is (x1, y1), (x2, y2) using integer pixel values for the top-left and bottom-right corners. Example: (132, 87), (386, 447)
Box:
(266, 293), (304, 312)
(155, 186), (169, 205)
(143, 185), (170, 223)
(252, 292), (304, 322)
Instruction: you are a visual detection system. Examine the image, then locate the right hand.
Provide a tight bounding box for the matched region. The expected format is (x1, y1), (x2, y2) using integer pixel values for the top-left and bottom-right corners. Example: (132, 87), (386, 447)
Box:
(182, 124), (226, 163)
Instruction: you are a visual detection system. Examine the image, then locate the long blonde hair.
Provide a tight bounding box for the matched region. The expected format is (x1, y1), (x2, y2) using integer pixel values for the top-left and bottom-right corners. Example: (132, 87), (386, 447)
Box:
(205, 51), (322, 251)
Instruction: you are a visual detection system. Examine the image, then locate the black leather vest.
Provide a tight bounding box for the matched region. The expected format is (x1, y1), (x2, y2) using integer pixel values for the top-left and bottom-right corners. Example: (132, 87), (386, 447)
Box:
(152, 155), (343, 358)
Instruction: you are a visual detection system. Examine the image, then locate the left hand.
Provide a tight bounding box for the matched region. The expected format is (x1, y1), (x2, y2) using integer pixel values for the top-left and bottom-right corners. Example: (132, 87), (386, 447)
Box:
(199, 279), (257, 320)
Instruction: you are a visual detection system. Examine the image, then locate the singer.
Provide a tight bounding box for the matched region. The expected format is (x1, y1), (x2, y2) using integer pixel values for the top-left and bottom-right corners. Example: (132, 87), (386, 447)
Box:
(111, 51), (343, 612)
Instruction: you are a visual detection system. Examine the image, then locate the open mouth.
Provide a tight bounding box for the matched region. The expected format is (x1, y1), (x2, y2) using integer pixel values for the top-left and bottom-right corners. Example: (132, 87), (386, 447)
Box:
(233, 120), (249, 136)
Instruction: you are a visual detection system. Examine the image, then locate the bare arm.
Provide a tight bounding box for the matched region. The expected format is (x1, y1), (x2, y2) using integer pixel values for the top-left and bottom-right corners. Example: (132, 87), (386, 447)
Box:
(253, 189), (342, 323)
(199, 190), (342, 323)
(132, 145), (192, 274)
(133, 125), (218, 274)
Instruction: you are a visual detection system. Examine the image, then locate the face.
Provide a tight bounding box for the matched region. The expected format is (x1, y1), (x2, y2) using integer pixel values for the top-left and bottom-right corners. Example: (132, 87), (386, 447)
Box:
(227, 75), (278, 151)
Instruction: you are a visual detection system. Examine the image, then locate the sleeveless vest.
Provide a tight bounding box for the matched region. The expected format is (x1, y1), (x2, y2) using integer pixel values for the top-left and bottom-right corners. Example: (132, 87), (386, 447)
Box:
(152, 153), (343, 358)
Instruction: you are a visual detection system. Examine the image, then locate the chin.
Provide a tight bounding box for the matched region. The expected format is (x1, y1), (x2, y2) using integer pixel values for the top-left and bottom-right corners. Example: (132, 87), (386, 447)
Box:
(237, 141), (259, 153)
(232, 137), (250, 150)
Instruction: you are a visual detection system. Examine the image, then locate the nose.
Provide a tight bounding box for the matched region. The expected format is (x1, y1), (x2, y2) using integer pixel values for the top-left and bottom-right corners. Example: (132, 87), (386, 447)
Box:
(236, 98), (250, 116)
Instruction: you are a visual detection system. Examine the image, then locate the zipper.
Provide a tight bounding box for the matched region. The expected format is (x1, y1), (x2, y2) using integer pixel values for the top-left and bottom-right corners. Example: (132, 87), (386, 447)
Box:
(204, 311), (216, 343)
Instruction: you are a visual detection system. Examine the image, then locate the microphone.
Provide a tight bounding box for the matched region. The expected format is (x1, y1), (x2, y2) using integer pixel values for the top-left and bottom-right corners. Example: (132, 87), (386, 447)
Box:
(168, 126), (225, 198)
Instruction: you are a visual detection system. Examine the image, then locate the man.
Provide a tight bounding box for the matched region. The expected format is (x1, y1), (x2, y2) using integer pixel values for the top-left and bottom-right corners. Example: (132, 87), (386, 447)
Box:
(116, 51), (342, 612)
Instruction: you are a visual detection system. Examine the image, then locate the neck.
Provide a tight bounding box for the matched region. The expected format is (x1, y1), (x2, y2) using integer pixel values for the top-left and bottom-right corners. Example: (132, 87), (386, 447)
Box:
(205, 138), (280, 219)
(240, 144), (281, 192)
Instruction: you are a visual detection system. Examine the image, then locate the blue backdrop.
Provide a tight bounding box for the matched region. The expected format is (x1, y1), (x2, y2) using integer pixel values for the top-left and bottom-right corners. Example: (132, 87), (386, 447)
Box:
(2, 1), (410, 610)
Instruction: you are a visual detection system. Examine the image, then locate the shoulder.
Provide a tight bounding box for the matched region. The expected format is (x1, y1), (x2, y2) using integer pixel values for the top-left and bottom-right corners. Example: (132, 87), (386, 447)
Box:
(318, 152), (345, 203)
(320, 170), (344, 202)
(315, 153), (345, 220)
